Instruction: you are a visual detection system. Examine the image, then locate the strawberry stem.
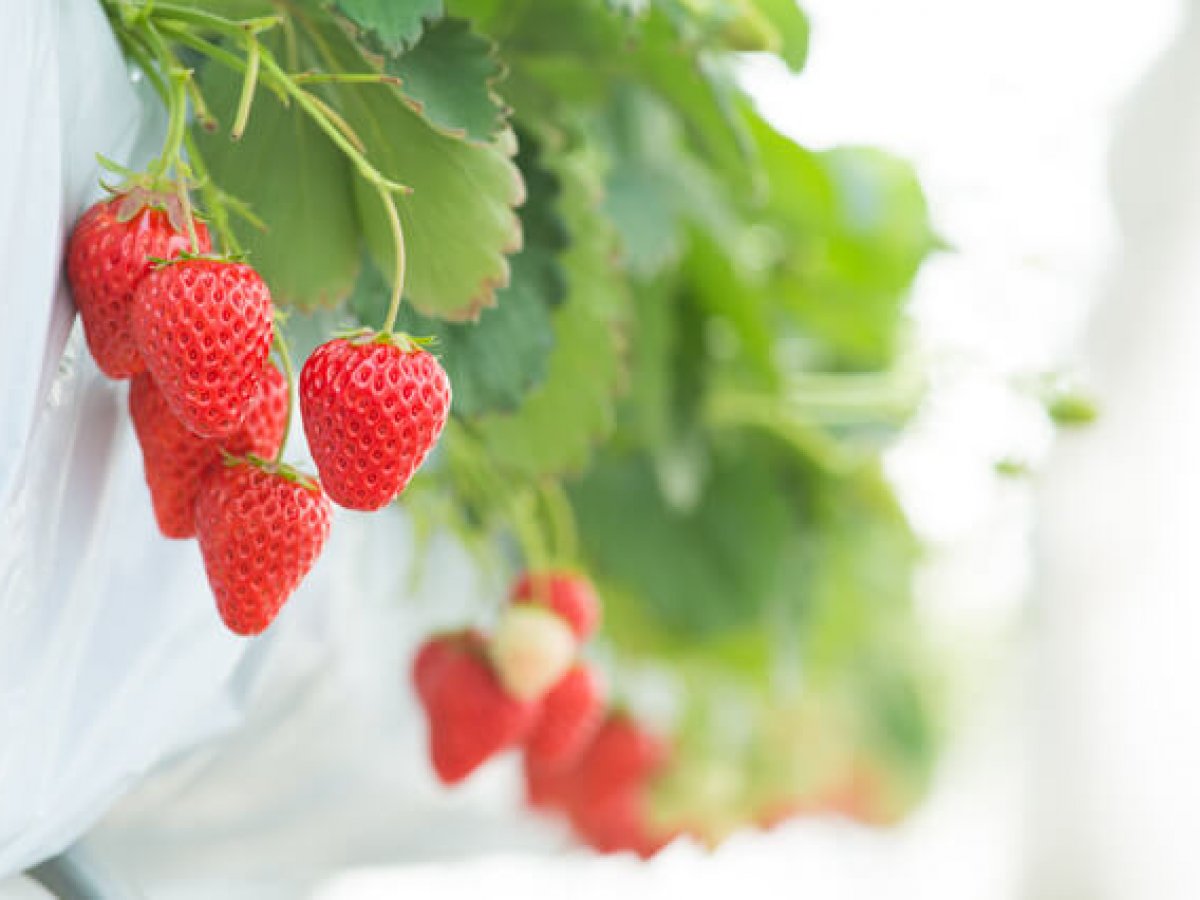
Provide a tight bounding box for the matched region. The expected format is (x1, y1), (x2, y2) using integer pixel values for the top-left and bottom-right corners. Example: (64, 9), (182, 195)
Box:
(230, 31), (261, 141)
(151, 66), (191, 180)
(380, 188), (407, 333)
(539, 480), (578, 566)
(271, 328), (296, 467)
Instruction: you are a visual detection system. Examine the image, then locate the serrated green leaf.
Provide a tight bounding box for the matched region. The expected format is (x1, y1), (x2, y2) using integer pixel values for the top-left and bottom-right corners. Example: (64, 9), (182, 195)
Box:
(367, 17), (509, 144)
(313, 19), (524, 320)
(193, 42), (360, 310)
(472, 151), (628, 476)
(328, 0), (444, 53)
(350, 133), (567, 416)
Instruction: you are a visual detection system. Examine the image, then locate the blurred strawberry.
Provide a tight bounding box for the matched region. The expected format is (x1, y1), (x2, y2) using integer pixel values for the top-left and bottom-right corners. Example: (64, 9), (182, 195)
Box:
(413, 630), (537, 784)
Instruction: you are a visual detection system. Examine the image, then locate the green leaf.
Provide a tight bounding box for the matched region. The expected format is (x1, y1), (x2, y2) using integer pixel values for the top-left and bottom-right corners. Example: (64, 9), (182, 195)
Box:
(750, 0), (809, 71)
(801, 467), (919, 677)
(601, 88), (737, 278)
(570, 445), (795, 642)
(193, 41), (360, 310)
(315, 19), (524, 320)
(368, 17), (510, 144)
(472, 150), (628, 476)
(328, 0), (444, 53)
(350, 132), (567, 416)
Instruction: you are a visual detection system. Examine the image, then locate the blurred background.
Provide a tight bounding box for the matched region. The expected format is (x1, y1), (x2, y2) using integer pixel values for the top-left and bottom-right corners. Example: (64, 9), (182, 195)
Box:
(4, 0), (1199, 897)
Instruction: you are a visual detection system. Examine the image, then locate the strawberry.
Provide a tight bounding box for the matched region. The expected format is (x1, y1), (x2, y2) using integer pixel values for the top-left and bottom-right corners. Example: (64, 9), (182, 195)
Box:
(568, 787), (675, 859)
(565, 714), (673, 858)
(489, 605), (577, 702)
(412, 630), (537, 785)
(66, 193), (210, 379)
(194, 460), (331, 636)
(567, 714), (669, 810)
(132, 258), (273, 439)
(526, 663), (605, 767)
(523, 749), (576, 812)
(299, 337), (450, 511)
(511, 571), (601, 642)
(129, 363), (287, 539)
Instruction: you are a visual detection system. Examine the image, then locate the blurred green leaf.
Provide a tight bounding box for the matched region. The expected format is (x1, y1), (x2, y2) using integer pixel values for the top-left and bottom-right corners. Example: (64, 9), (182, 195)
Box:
(572, 446), (795, 642)
(471, 149), (629, 476)
(750, 0), (810, 71)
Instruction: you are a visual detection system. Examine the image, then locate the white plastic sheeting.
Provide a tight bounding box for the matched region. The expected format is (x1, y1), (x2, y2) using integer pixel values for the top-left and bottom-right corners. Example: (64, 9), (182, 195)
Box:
(0, 2), (555, 885)
(0, 0), (261, 875)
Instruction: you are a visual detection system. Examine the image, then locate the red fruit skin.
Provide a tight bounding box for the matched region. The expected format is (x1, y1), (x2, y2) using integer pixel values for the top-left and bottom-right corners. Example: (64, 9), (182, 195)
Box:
(568, 714), (669, 809)
(568, 787), (675, 859)
(561, 713), (672, 855)
(523, 750), (574, 812)
(413, 629), (483, 705)
(132, 259), (273, 439)
(67, 199), (211, 379)
(300, 339), (451, 511)
(194, 464), (331, 636)
(511, 572), (601, 642)
(526, 664), (605, 768)
(129, 365), (288, 539)
(412, 632), (537, 785)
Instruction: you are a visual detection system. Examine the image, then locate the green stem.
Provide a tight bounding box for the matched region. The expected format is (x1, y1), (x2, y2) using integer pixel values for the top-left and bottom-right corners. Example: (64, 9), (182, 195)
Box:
(154, 20), (289, 105)
(380, 189), (407, 333)
(511, 490), (550, 575)
(139, 1), (280, 37)
(230, 32), (261, 140)
(271, 329), (297, 466)
(292, 72), (401, 86)
(186, 75), (217, 131)
(183, 130), (242, 255)
(152, 66), (190, 179)
(539, 480), (578, 565)
(114, 29), (167, 99)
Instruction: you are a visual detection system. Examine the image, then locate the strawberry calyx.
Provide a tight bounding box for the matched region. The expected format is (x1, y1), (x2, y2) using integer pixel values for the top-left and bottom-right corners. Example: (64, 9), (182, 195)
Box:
(220, 451), (321, 492)
(96, 156), (203, 235)
(332, 326), (437, 354)
(147, 250), (246, 270)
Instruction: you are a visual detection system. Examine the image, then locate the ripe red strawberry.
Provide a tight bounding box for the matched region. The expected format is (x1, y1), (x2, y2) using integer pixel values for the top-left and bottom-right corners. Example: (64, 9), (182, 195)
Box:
(132, 258), (273, 439)
(67, 194), (211, 379)
(523, 748), (574, 812)
(130, 364), (287, 539)
(526, 663), (605, 767)
(412, 630), (537, 785)
(568, 787), (675, 859)
(565, 714), (673, 858)
(511, 571), (601, 642)
(299, 336), (450, 511)
(568, 714), (669, 810)
(194, 461), (331, 636)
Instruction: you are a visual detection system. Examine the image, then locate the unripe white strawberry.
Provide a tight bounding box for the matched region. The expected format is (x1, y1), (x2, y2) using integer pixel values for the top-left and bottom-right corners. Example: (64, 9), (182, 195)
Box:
(489, 605), (577, 702)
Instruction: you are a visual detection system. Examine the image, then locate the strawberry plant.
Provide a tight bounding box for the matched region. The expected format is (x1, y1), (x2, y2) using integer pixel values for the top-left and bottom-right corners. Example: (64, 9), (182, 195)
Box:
(63, 0), (1067, 857)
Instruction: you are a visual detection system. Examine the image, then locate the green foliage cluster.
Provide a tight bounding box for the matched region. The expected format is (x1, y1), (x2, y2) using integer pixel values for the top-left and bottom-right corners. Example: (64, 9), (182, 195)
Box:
(126, 0), (945, 816)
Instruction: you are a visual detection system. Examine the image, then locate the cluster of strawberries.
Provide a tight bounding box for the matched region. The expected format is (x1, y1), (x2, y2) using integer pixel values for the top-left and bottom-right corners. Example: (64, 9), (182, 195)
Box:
(66, 190), (450, 635)
(413, 571), (675, 858)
